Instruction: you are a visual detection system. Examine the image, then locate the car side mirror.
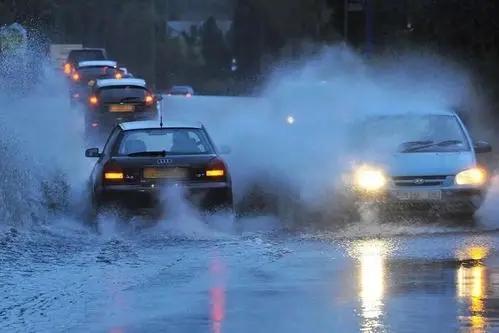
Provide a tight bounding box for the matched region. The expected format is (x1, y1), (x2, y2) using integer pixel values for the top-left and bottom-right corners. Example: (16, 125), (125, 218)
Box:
(219, 145), (231, 154)
(474, 140), (492, 154)
(85, 147), (101, 158)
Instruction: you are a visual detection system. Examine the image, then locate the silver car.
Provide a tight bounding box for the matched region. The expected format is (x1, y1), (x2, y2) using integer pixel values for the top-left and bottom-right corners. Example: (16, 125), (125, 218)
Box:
(340, 110), (492, 219)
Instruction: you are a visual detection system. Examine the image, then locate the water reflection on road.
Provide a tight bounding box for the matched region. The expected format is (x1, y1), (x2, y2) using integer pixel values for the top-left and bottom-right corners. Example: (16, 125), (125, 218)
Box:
(344, 238), (499, 333)
(7, 226), (499, 332)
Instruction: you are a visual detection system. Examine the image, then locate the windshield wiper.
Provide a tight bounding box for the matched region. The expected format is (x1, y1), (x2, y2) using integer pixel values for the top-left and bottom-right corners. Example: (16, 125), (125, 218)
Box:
(401, 140), (463, 152)
(119, 96), (142, 103)
(127, 150), (166, 157)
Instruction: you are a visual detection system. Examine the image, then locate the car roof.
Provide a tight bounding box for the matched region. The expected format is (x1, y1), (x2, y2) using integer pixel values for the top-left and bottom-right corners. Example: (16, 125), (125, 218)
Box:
(95, 78), (146, 88)
(118, 120), (203, 131)
(77, 60), (117, 68)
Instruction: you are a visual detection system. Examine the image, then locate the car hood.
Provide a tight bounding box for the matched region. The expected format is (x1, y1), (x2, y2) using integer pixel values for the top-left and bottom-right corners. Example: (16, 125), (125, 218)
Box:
(365, 151), (476, 176)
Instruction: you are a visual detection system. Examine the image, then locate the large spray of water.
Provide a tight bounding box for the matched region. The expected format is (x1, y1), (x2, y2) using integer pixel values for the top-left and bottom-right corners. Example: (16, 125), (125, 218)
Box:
(0, 40), (496, 235)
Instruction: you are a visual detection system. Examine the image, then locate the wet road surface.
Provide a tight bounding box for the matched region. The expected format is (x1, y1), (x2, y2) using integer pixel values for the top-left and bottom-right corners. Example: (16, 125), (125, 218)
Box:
(2, 215), (499, 333)
(3, 84), (499, 333)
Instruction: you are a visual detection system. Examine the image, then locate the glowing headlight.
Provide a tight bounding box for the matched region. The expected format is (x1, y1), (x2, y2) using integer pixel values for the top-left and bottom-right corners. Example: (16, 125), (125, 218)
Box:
(455, 167), (487, 186)
(286, 115), (295, 124)
(354, 166), (387, 191)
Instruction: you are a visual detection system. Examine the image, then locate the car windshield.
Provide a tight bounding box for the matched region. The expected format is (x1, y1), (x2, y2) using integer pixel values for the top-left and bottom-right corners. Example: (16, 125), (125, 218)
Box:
(170, 86), (190, 94)
(98, 86), (148, 102)
(349, 114), (470, 152)
(115, 128), (214, 156)
(77, 66), (119, 78)
(68, 50), (105, 63)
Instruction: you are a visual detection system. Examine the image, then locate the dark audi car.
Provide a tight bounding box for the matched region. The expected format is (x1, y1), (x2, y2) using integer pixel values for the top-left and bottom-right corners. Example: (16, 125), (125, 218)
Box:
(84, 78), (161, 145)
(84, 120), (233, 218)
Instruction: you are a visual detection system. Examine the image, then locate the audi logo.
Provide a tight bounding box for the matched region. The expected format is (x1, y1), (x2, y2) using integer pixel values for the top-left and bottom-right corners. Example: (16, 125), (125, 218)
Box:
(157, 158), (173, 164)
(413, 178), (425, 185)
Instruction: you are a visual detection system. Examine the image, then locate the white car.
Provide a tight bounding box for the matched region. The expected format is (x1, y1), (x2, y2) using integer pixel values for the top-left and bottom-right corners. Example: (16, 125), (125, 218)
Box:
(338, 109), (492, 220)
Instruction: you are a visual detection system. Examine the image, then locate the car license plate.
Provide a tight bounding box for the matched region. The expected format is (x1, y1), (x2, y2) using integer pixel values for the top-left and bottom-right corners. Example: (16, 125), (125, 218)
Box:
(143, 167), (187, 179)
(394, 190), (442, 201)
(109, 104), (134, 112)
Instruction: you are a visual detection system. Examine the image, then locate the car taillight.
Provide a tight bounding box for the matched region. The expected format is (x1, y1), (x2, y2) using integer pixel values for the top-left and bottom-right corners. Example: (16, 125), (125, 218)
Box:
(115, 72), (123, 79)
(64, 63), (72, 74)
(206, 158), (227, 178)
(89, 95), (98, 105)
(145, 95), (154, 105)
(71, 72), (80, 81)
(103, 162), (124, 183)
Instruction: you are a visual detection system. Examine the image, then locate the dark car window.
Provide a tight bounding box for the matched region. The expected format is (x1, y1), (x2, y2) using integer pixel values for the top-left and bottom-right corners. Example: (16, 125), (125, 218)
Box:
(76, 66), (119, 79)
(68, 50), (106, 64)
(114, 128), (214, 155)
(98, 86), (149, 102)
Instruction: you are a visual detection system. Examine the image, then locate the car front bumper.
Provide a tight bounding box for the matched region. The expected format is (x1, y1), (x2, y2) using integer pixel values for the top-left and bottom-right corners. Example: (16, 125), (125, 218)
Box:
(94, 181), (233, 213)
(351, 184), (487, 214)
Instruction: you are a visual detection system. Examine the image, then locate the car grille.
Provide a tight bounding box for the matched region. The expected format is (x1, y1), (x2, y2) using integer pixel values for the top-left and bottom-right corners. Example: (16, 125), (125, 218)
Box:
(392, 175), (448, 187)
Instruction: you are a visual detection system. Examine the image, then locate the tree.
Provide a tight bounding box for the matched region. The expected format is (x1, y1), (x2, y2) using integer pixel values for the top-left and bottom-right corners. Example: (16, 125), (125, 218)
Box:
(200, 16), (229, 76)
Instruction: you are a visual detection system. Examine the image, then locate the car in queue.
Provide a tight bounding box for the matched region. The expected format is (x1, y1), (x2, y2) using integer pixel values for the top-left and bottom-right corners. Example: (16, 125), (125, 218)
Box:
(63, 47), (107, 77)
(167, 85), (194, 97)
(83, 78), (162, 146)
(84, 120), (233, 220)
(119, 67), (134, 78)
(69, 60), (123, 108)
(337, 109), (492, 221)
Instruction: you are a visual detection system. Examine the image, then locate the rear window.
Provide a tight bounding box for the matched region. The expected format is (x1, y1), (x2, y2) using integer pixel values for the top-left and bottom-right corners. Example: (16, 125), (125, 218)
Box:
(77, 66), (119, 78)
(115, 128), (214, 156)
(98, 86), (149, 102)
(170, 86), (191, 94)
(68, 50), (105, 63)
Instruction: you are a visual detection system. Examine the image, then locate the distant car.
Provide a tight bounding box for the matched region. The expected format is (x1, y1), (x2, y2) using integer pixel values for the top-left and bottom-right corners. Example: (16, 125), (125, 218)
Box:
(69, 60), (124, 108)
(83, 77), (162, 145)
(84, 120), (233, 219)
(167, 85), (194, 97)
(119, 67), (134, 78)
(63, 48), (107, 76)
(337, 109), (492, 221)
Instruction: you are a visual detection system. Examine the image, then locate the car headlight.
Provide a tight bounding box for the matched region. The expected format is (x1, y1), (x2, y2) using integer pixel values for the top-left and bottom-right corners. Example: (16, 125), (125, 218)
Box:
(353, 166), (387, 191)
(455, 167), (488, 186)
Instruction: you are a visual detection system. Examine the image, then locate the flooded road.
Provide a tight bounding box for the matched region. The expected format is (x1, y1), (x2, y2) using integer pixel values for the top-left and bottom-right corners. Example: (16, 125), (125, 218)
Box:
(2, 76), (499, 332)
(2, 218), (499, 333)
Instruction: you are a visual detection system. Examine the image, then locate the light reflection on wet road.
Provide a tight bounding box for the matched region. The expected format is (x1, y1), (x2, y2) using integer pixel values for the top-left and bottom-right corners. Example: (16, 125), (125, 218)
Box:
(3, 223), (499, 333)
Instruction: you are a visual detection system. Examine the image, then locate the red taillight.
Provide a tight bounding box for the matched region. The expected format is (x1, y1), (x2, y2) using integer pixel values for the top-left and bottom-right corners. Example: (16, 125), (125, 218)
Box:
(71, 72), (80, 81)
(206, 158), (227, 178)
(145, 95), (154, 105)
(103, 162), (124, 183)
(89, 95), (98, 105)
(115, 72), (123, 79)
